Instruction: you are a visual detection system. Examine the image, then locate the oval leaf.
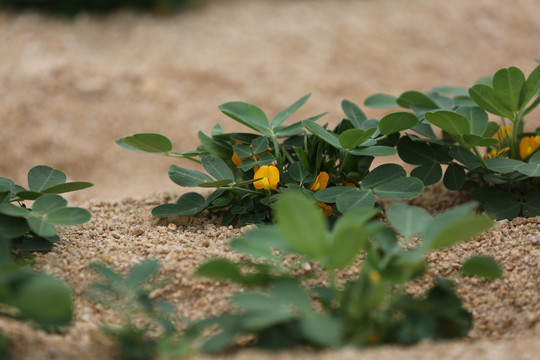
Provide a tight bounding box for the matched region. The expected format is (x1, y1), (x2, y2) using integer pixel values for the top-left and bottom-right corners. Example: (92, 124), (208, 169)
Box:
(41, 182), (94, 194)
(28, 165), (66, 192)
(336, 189), (375, 213)
(364, 93), (398, 108)
(338, 128), (375, 149)
(341, 99), (367, 128)
(386, 202), (432, 238)
(410, 162), (442, 186)
(379, 112), (418, 135)
(201, 155), (233, 180)
(219, 102), (270, 135)
(168, 165), (213, 187)
(468, 84), (514, 118)
(443, 163), (466, 190)
(361, 164), (406, 190)
(32, 194), (67, 215)
(492, 66), (525, 112)
(121, 133), (172, 153)
(461, 255), (503, 280)
(46, 207), (91, 226)
(425, 111), (470, 136)
(373, 177), (424, 200)
(302, 120), (342, 149)
(27, 214), (57, 238)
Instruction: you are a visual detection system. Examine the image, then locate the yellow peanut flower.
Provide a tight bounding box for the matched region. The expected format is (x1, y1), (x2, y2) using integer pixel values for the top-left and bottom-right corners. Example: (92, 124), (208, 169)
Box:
(520, 135), (540, 160)
(253, 165), (279, 190)
(342, 181), (357, 188)
(484, 146), (510, 160)
(309, 172), (329, 192)
(494, 125), (512, 142)
(317, 202), (332, 217)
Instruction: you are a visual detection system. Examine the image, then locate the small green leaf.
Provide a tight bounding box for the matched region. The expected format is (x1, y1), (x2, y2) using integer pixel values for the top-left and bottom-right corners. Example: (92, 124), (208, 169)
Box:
(469, 84), (514, 118)
(456, 106), (489, 136)
(432, 86), (469, 96)
(251, 136), (270, 154)
(230, 226), (290, 259)
(300, 313), (342, 347)
(46, 207), (91, 226)
(27, 214), (57, 238)
(516, 162), (540, 177)
(14, 191), (43, 201)
(461, 256), (503, 280)
(0, 213), (29, 238)
(462, 134), (498, 147)
(379, 112), (418, 135)
(0, 178), (13, 193)
(425, 111), (470, 136)
(41, 182), (94, 194)
(271, 93), (311, 129)
(483, 198), (522, 220)
(314, 187), (356, 203)
(485, 158), (525, 173)
(151, 204), (185, 218)
(32, 194), (67, 215)
(523, 190), (540, 217)
(195, 259), (244, 282)
(335, 189), (375, 213)
(373, 177), (424, 200)
(126, 260), (160, 287)
(197, 131), (232, 159)
(201, 155), (233, 180)
(386, 202), (432, 238)
(121, 133), (173, 153)
(449, 146), (484, 169)
(302, 120), (342, 149)
(361, 164), (406, 189)
(443, 163), (466, 190)
(219, 102), (270, 135)
(348, 146), (396, 156)
(0, 203), (30, 217)
(28, 165), (67, 192)
(288, 162), (309, 183)
(275, 192), (328, 261)
(521, 64), (540, 108)
(397, 91), (439, 109)
(338, 128), (376, 149)
(364, 93), (398, 108)
(198, 179), (233, 188)
(410, 162), (442, 186)
(397, 136), (437, 165)
(168, 165), (213, 187)
(177, 192), (207, 213)
(492, 66), (526, 112)
(341, 99), (367, 128)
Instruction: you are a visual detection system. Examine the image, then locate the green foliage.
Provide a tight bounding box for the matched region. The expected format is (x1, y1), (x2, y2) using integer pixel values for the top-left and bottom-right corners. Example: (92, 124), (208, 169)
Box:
(0, 0), (202, 16)
(118, 94), (423, 225)
(190, 194), (500, 352)
(366, 64), (540, 219)
(87, 260), (192, 360)
(0, 165), (93, 258)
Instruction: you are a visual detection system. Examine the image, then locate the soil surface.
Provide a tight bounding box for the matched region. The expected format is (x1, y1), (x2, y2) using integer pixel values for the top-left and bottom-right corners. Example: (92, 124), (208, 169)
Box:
(1, 0), (540, 359)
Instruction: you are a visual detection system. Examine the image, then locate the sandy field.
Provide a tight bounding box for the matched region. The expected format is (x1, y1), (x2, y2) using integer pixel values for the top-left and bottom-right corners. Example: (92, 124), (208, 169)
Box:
(1, 0), (540, 359)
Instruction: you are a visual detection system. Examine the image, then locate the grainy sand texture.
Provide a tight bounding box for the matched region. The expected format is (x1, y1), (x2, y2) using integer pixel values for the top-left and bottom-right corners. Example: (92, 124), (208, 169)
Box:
(1, 0), (540, 359)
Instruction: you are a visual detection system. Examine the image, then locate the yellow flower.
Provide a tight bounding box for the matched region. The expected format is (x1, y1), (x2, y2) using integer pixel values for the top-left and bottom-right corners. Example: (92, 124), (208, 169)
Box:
(253, 165), (279, 190)
(494, 125), (512, 142)
(309, 172), (329, 192)
(342, 181), (357, 188)
(484, 146), (510, 160)
(317, 202), (332, 217)
(520, 135), (540, 160)
(368, 270), (380, 283)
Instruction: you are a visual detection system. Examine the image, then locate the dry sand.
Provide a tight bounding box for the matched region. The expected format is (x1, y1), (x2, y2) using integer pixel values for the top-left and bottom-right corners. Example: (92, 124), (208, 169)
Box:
(1, 0), (540, 359)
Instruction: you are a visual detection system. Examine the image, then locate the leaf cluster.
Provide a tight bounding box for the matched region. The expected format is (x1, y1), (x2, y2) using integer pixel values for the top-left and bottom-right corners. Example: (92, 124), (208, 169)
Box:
(365, 64), (540, 219)
(0, 165), (93, 258)
(118, 94), (424, 226)
(191, 193), (502, 352)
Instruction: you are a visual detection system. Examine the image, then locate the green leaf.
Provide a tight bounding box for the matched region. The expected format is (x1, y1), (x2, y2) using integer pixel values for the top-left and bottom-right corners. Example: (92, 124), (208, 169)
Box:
(410, 162), (442, 186)
(198, 179), (233, 188)
(230, 226), (290, 259)
(151, 204), (185, 218)
(0, 178), (13, 193)
(397, 136), (437, 165)
(275, 192), (328, 261)
(0, 214), (29, 238)
(372, 177), (424, 200)
(271, 93), (311, 129)
(492, 66), (525, 112)
(46, 207), (91, 226)
(300, 313), (342, 347)
(32, 194), (67, 215)
(348, 146), (396, 156)
(195, 259), (244, 282)
(335, 189), (375, 213)
(288, 162), (309, 183)
(397, 91), (439, 109)
(364, 93), (398, 108)
(90, 263), (123, 284)
(461, 256), (503, 280)
(521, 64), (540, 108)
(251, 136), (270, 154)
(449, 146), (484, 170)
(443, 163), (466, 190)
(232, 144), (252, 158)
(338, 128), (376, 149)
(468, 84), (514, 118)
(485, 158), (525, 173)
(432, 86), (469, 96)
(328, 208), (376, 269)
(198, 131), (231, 159)
(314, 187), (356, 203)
(0, 203), (30, 217)
(456, 106), (488, 136)
(516, 162), (540, 177)
(523, 190), (540, 217)
(275, 121), (305, 137)
(386, 202), (432, 238)
(14, 191), (43, 201)
(361, 164), (406, 189)
(28, 165), (66, 192)
(41, 182), (94, 194)
(483, 198), (522, 220)
(121, 133), (173, 153)
(302, 120), (342, 149)
(483, 121), (500, 138)
(379, 112), (418, 135)
(462, 134), (498, 147)
(15, 275), (73, 327)
(152, 192), (207, 217)
(341, 99), (367, 128)
(232, 293), (293, 329)
(219, 102), (270, 135)
(27, 214), (57, 238)
(168, 165), (213, 187)
(425, 111), (470, 136)
(201, 155), (233, 180)
(126, 260), (160, 287)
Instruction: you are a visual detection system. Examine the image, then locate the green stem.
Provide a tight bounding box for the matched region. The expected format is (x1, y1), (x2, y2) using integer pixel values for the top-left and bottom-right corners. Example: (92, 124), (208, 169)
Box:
(471, 146), (489, 169)
(511, 116), (520, 159)
(270, 132), (283, 182)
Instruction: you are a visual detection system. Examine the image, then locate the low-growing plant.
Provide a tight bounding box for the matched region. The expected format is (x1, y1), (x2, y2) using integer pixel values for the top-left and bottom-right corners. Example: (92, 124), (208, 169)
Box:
(118, 94), (424, 226)
(364, 64), (540, 219)
(87, 260), (192, 360)
(190, 193), (502, 352)
(0, 165), (93, 258)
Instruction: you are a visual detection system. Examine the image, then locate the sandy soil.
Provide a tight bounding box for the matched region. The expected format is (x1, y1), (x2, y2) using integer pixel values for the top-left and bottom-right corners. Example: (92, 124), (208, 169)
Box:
(1, 0), (540, 359)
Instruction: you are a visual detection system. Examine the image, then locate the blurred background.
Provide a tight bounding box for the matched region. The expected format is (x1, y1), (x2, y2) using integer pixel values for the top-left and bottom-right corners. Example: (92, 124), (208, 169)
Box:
(0, 0), (538, 201)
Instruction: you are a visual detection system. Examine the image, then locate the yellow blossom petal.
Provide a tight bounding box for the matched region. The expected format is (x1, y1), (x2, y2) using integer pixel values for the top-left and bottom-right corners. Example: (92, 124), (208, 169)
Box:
(253, 165), (279, 190)
(520, 135), (540, 160)
(309, 172), (329, 192)
(317, 202), (332, 217)
(494, 125), (512, 142)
